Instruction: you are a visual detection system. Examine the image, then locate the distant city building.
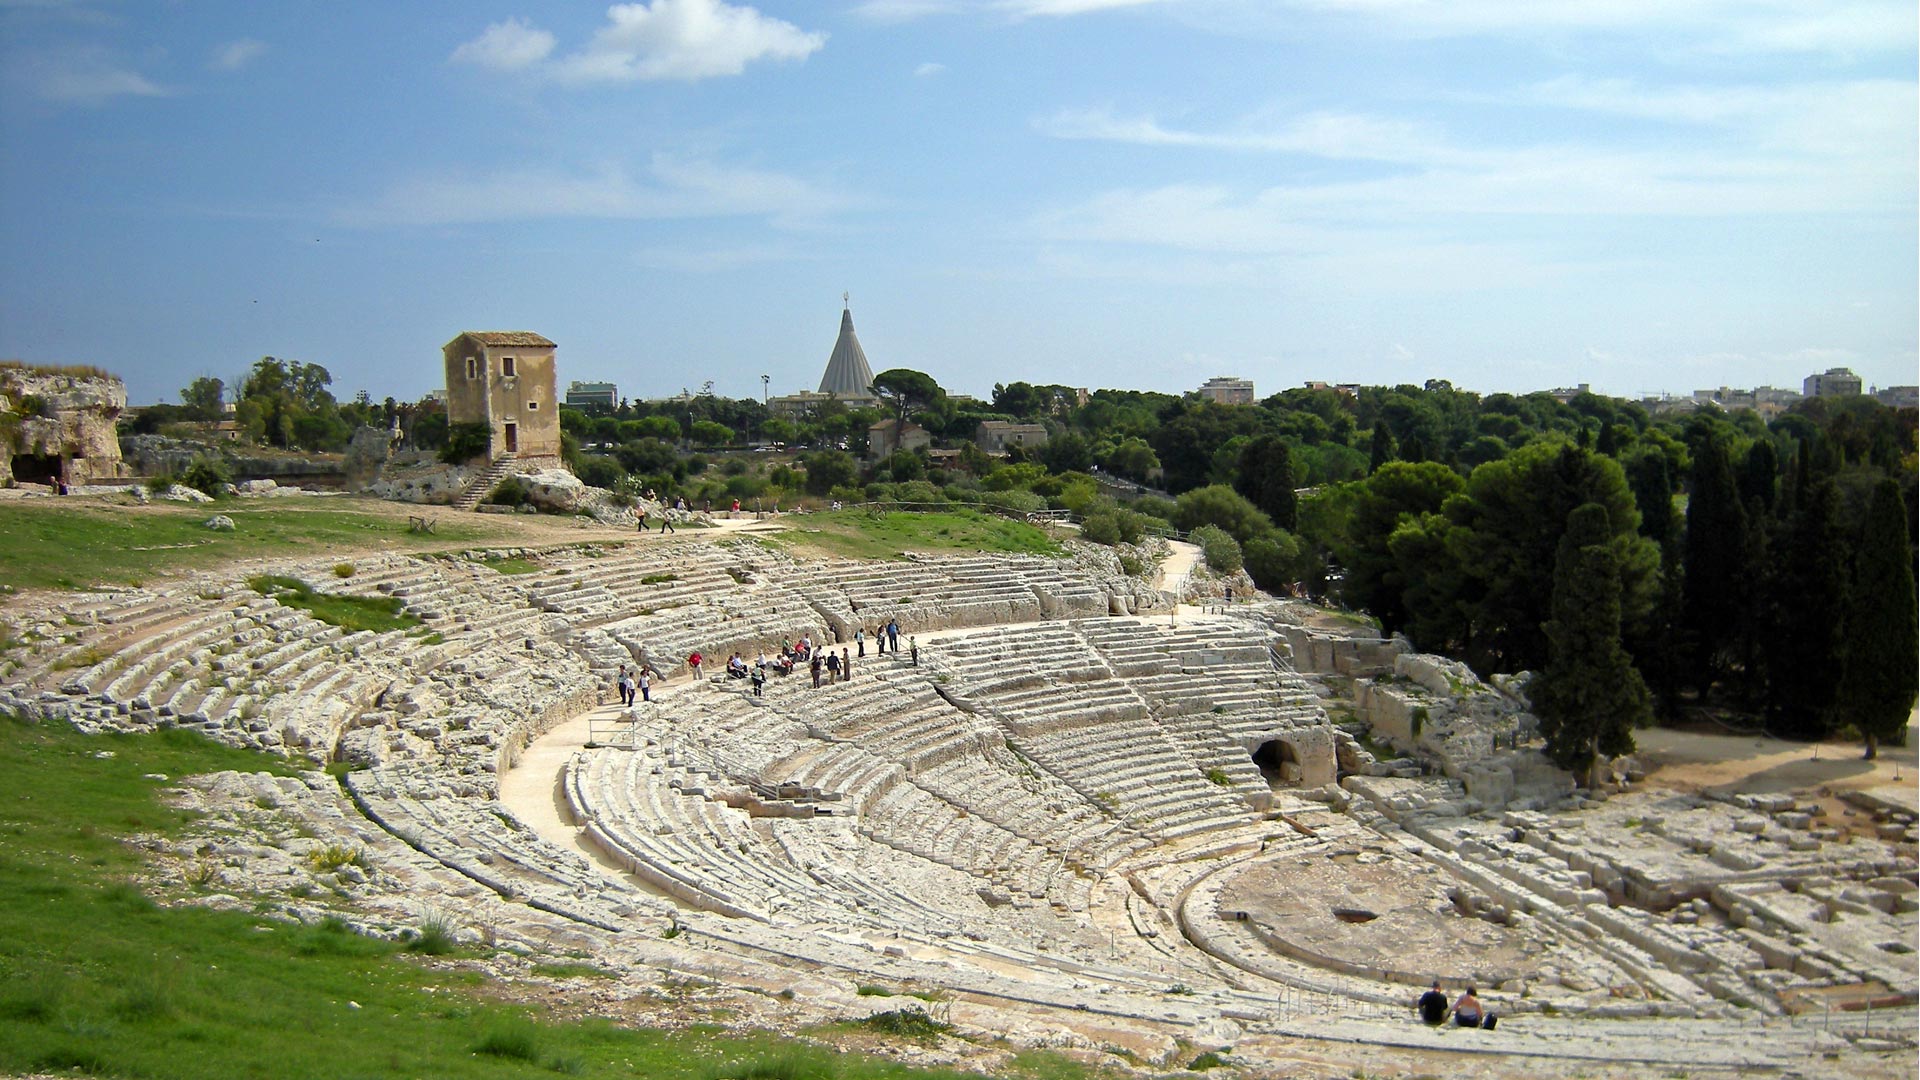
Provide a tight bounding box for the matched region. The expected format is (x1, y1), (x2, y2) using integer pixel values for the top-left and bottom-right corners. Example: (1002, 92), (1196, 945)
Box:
(1803, 367), (1862, 398)
(1874, 385), (1918, 409)
(767, 390), (837, 418)
(1197, 376), (1255, 405)
(1546, 383), (1593, 403)
(868, 419), (930, 459)
(442, 331), (561, 463)
(1753, 386), (1803, 411)
(975, 420), (1049, 455)
(564, 381), (617, 408)
(1301, 381), (1359, 397)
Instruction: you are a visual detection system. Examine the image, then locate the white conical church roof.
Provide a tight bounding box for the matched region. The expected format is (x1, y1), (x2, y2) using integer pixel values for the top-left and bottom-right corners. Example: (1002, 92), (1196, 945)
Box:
(817, 303), (875, 399)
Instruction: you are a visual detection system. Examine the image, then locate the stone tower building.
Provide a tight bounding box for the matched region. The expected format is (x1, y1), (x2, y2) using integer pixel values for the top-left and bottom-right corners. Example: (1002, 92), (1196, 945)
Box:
(441, 332), (562, 464)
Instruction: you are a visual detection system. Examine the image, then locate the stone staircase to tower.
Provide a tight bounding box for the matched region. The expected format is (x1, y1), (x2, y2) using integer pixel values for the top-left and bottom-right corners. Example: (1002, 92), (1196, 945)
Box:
(452, 453), (516, 512)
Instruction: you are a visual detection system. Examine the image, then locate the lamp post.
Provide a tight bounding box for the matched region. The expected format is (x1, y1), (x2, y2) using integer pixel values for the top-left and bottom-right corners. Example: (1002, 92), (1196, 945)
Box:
(761, 374), (769, 408)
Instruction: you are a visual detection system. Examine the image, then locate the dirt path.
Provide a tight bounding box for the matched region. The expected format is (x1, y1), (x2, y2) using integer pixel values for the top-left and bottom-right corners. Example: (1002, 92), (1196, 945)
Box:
(1633, 725), (1919, 833)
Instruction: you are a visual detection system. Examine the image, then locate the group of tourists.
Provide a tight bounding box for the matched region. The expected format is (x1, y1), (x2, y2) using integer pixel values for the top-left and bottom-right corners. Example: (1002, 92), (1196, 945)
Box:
(614, 664), (655, 707)
(614, 618), (917, 709)
(1416, 981), (1495, 1030)
(636, 496), (689, 534)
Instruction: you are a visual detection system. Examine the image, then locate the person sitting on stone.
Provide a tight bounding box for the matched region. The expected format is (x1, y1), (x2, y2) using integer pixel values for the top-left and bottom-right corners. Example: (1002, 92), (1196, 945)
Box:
(1452, 986), (1488, 1028)
(1418, 981), (1448, 1025)
(726, 653), (749, 678)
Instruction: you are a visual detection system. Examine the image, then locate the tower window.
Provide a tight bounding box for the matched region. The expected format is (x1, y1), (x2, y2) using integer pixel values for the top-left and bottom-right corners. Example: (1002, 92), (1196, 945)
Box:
(502, 356), (517, 377)
(527, 401), (539, 410)
(465, 357), (478, 379)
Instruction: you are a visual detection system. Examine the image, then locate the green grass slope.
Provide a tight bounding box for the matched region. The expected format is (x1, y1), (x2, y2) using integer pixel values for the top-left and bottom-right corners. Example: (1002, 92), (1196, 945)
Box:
(0, 715), (1102, 1080)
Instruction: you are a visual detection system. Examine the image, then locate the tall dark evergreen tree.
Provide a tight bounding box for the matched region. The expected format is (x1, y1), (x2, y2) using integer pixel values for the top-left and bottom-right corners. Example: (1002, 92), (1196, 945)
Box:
(1234, 435), (1298, 531)
(1836, 479), (1918, 759)
(1764, 477), (1848, 739)
(1368, 419), (1396, 474)
(1624, 452), (1676, 548)
(1596, 421), (1620, 457)
(1532, 503), (1651, 778)
(1681, 437), (1749, 694)
(1738, 440), (1779, 518)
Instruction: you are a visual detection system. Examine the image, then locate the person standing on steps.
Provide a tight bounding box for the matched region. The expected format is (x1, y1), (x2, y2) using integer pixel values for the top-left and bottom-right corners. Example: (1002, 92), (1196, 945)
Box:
(637, 668), (652, 703)
(841, 647), (851, 683)
(810, 651), (823, 688)
(855, 627), (865, 658)
(659, 507), (675, 534)
(887, 619), (899, 654)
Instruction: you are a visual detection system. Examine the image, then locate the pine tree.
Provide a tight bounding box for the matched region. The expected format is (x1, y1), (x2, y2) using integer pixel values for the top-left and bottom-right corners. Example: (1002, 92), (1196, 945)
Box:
(1764, 478), (1847, 740)
(1533, 503), (1651, 777)
(1837, 479), (1918, 759)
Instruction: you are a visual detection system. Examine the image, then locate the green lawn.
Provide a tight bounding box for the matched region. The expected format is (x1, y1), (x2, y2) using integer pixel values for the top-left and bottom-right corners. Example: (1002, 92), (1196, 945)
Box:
(0, 500), (489, 593)
(767, 509), (1063, 561)
(0, 715), (1103, 1080)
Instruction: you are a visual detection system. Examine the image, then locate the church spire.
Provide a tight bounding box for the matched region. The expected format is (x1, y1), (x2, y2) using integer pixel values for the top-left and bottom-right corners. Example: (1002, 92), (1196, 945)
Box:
(818, 298), (875, 399)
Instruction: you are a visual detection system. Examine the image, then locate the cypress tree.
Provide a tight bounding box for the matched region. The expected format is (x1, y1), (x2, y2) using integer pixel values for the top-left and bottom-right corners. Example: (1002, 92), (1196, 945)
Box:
(1369, 419), (1396, 474)
(1625, 452), (1675, 548)
(1596, 421), (1620, 457)
(1837, 479), (1918, 759)
(1533, 503), (1651, 778)
(1234, 435), (1297, 532)
(1738, 440), (1779, 519)
(1682, 437), (1749, 694)
(1764, 478), (1847, 739)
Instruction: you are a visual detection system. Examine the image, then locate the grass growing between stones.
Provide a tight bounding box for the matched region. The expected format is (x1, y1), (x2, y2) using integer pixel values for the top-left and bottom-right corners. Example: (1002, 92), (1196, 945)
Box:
(0, 715), (1099, 1080)
(0, 500), (488, 593)
(249, 574), (421, 634)
(769, 509), (1063, 561)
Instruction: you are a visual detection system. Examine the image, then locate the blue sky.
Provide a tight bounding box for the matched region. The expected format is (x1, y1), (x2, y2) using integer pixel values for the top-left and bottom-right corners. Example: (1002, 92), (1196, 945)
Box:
(2, 0), (1914, 407)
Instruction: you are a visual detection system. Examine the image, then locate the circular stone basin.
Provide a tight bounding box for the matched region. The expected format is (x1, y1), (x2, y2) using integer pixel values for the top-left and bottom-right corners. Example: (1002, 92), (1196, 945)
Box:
(1217, 846), (1552, 987)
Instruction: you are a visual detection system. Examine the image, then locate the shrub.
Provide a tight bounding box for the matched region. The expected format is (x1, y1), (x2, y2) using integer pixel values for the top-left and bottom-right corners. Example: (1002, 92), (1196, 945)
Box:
(1189, 524), (1243, 574)
(440, 421), (492, 464)
(180, 456), (232, 497)
(145, 473), (177, 495)
(331, 563), (355, 578)
(573, 455), (625, 490)
(1080, 512), (1123, 545)
(856, 1006), (954, 1041)
(485, 476), (531, 508)
(472, 1018), (540, 1061)
(406, 910), (457, 955)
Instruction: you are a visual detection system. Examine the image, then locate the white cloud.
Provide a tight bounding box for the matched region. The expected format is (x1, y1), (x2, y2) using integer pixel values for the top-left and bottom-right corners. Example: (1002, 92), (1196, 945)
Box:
(913, 61), (946, 77)
(1036, 79), (1917, 224)
(563, 0), (823, 82)
(452, 2), (822, 83)
(209, 38), (268, 72)
(450, 17), (556, 71)
(341, 155), (850, 227)
(18, 47), (165, 104)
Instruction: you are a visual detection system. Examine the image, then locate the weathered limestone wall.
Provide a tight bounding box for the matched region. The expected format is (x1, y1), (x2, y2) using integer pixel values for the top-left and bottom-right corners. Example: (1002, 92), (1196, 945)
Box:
(0, 367), (127, 486)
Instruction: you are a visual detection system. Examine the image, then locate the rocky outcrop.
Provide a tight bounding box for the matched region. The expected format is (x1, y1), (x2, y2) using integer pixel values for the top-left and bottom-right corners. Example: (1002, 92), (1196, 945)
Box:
(118, 433), (344, 485)
(0, 365), (128, 486)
